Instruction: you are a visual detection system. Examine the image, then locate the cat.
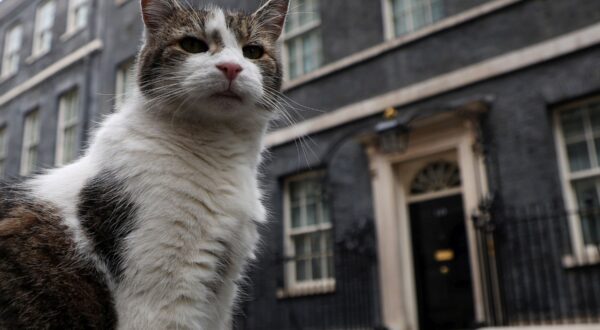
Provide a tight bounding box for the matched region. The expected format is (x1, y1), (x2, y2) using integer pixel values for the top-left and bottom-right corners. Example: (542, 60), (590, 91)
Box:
(0, 0), (288, 328)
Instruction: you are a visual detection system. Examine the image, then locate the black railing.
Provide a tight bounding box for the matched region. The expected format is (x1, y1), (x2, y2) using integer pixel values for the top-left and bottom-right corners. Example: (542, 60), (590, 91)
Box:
(234, 234), (384, 330)
(476, 204), (600, 326)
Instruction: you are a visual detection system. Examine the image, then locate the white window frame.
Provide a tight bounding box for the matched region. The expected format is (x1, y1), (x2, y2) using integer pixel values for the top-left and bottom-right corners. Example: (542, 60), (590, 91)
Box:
(282, 0), (323, 81)
(554, 94), (600, 266)
(382, 0), (445, 40)
(66, 0), (90, 35)
(32, 0), (56, 58)
(55, 89), (80, 166)
(0, 126), (7, 176)
(20, 110), (40, 176)
(115, 59), (135, 110)
(281, 171), (335, 297)
(1, 23), (23, 79)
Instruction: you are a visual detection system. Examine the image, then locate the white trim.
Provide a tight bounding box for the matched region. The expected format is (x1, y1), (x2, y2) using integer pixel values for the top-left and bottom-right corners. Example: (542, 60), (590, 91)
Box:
(276, 278), (335, 298)
(406, 187), (462, 204)
(284, 19), (320, 41)
(282, 0), (323, 81)
(114, 58), (135, 111)
(55, 88), (80, 166)
(283, 0), (524, 90)
(553, 95), (600, 264)
(381, 0), (395, 41)
(20, 109), (40, 176)
(267, 22), (600, 147)
(1, 23), (23, 79)
(0, 39), (103, 107)
(66, 0), (89, 36)
(383, 0), (445, 40)
(282, 171), (335, 295)
(367, 116), (489, 330)
(31, 0), (56, 59)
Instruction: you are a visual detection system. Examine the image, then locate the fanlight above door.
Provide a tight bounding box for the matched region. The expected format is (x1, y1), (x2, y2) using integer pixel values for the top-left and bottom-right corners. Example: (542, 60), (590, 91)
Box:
(410, 161), (461, 195)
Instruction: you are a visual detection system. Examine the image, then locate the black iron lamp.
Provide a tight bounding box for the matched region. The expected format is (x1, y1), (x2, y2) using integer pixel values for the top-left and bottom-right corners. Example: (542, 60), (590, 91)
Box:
(375, 107), (411, 154)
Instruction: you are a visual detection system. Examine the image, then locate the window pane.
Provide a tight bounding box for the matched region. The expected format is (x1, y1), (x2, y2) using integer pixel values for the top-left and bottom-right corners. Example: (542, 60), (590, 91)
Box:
(327, 255), (334, 278)
(291, 205), (302, 228)
(431, 0), (444, 21)
(301, 31), (322, 74)
(296, 259), (309, 281)
(28, 146), (38, 173)
(311, 257), (322, 279)
(76, 3), (89, 29)
(410, 0), (428, 30)
(324, 230), (333, 253)
(320, 194), (330, 224)
(392, 0), (445, 37)
(299, 0), (319, 26)
(574, 179), (599, 210)
(392, 0), (410, 36)
(287, 39), (299, 79)
(574, 179), (600, 245)
(310, 232), (321, 256)
(63, 126), (77, 164)
(590, 103), (600, 134)
(567, 142), (591, 172)
(294, 235), (309, 257)
(290, 180), (302, 202)
(560, 108), (586, 141)
(306, 201), (317, 226)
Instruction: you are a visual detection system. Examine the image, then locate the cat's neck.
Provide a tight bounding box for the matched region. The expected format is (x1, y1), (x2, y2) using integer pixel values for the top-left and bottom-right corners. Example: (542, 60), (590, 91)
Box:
(91, 94), (270, 172)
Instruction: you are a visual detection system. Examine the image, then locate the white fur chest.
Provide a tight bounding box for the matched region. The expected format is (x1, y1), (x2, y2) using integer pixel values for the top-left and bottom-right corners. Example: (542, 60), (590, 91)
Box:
(95, 111), (267, 329)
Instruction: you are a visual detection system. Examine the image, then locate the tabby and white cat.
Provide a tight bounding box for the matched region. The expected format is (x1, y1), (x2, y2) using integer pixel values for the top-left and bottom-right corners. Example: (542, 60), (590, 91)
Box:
(0, 0), (288, 328)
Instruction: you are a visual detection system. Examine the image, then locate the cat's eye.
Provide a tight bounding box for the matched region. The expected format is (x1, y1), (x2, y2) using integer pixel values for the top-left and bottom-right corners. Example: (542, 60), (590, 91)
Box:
(243, 45), (265, 60)
(179, 37), (209, 54)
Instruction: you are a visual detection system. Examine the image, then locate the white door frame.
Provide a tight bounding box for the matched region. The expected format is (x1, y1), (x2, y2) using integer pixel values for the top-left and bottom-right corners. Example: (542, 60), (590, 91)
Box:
(366, 112), (489, 330)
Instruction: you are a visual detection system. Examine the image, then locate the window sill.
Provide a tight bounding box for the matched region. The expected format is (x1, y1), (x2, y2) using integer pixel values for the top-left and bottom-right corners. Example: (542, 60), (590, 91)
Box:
(562, 247), (600, 269)
(26, 50), (50, 65)
(60, 27), (85, 42)
(276, 280), (335, 299)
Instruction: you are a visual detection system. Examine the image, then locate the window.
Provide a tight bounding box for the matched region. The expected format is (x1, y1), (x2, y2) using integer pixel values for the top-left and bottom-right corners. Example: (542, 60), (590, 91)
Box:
(21, 110), (40, 176)
(115, 59), (135, 110)
(410, 161), (461, 195)
(56, 89), (80, 166)
(67, 0), (89, 33)
(0, 127), (7, 176)
(556, 96), (600, 248)
(284, 0), (323, 80)
(2, 24), (22, 78)
(284, 173), (334, 293)
(32, 0), (56, 57)
(385, 0), (444, 38)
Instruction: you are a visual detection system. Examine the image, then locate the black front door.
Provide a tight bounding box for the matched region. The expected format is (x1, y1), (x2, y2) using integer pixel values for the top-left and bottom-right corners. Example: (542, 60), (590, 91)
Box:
(409, 194), (475, 330)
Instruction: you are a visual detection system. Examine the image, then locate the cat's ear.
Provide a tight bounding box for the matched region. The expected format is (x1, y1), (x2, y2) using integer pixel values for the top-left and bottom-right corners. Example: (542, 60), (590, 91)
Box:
(140, 0), (174, 31)
(253, 0), (289, 41)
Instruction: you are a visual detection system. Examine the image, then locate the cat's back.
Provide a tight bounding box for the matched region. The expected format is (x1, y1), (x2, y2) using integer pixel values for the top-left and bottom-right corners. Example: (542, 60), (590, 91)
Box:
(0, 181), (117, 329)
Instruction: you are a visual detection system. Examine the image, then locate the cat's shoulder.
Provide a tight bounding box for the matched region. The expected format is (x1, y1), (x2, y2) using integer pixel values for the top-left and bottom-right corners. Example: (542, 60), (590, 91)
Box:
(0, 179), (118, 329)
(0, 180), (59, 235)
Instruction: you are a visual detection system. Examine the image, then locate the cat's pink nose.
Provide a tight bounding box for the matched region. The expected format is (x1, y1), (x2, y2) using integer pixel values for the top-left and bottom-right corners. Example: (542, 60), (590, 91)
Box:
(216, 63), (243, 81)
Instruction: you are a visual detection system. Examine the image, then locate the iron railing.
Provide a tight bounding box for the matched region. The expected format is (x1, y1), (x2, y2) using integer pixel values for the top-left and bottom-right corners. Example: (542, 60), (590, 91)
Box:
(476, 204), (600, 326)
(234, 228), (384, 330)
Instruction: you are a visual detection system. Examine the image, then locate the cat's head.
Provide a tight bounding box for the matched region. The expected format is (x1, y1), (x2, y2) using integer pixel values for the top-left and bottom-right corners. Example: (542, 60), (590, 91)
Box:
(137, 0), (288, 121)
